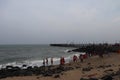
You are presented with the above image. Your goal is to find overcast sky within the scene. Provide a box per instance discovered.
[0,0,120,44]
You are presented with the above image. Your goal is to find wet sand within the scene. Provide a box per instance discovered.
[1,53,120,80]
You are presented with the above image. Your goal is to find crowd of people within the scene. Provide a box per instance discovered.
[42,53,88,66]
[73,53,88,63]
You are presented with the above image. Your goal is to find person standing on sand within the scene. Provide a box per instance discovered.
[51,57,53,65]
[43,59,45,66]
[46,58,48,66]
[60,57,65,65]
[73,55,77,62]
[79,54,83,62]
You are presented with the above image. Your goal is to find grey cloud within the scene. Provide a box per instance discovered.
[0,0,120,44]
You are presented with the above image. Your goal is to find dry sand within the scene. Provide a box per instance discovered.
[1,53,120,80]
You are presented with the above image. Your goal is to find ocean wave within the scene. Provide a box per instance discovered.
[0,52,85,69]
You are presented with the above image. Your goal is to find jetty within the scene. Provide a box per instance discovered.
[50,43,120,53]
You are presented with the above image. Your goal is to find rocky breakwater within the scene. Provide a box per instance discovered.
[0,65,74,79]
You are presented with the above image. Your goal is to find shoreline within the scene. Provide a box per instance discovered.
[1,53,120,80]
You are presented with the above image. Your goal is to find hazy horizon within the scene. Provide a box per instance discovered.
[0,0,120,44]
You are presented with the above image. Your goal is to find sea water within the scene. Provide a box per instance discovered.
[0,45,81,69]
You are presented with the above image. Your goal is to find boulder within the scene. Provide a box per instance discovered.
[54,74,60,78]
[101,75,113,80]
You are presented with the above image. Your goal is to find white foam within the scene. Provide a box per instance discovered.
[64,48,77,53]
[0,52,86,69]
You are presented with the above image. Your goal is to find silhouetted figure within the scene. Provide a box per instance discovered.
[51,57,53,65]
[46,58,48,66]
[43,59,45,66]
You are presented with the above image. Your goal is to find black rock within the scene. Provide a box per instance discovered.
[82,67,93,71]
[76,66,81,69]
[80,78,89,80]
[101,75,113,80]
[115,69,120,75]
[106,65,112,67]
[22,64,27,67]
[13,66,21,71]
[80,78,98,80]
[27,66,33,71]
[97,65,105,69]
[104,69,113,73]
[89,78,98,80]
[43,71,53,77]
[54,74,60,78]
[6,66,13,70]
[88,63,91,65]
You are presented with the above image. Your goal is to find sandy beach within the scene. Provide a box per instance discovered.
[1,53,120,80]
